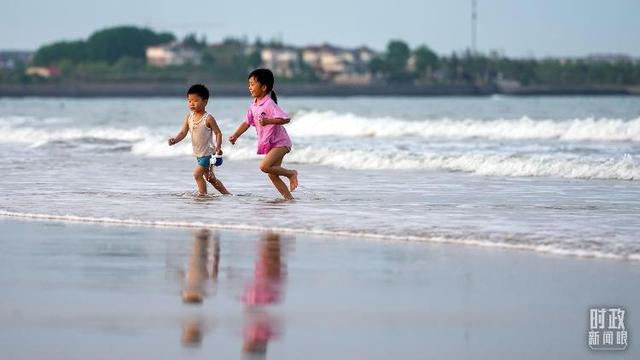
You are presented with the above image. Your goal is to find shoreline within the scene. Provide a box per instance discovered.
[2,210,638,263]
[1,82,638,97]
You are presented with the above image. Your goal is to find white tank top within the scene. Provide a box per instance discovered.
[189,112,214,157]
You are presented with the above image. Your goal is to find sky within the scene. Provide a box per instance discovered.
[1,0,639,57]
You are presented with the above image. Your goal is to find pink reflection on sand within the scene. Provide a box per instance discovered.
[242,232,287,355]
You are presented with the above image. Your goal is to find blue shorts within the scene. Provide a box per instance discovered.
[196,155,211,168]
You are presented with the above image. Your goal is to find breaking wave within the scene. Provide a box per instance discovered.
[288,111,640,142]
[283,148,639,180]
[2,116,638,180]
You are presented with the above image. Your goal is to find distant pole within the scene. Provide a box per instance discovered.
[471,0,477,55]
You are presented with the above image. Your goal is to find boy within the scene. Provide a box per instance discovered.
[168,84,230,195]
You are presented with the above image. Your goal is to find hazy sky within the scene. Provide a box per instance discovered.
[2,0,639,57]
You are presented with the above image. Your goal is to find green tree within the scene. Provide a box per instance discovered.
[385,40,412,82]
[247,49,262,69]
[368,56,387,75]
[254,37,264,49]
[183,33,207,49]
[386,40,410,71]
[85,26,175,64]
[201,51,216,66]
[32,40,87,66]
[413,45,439,78]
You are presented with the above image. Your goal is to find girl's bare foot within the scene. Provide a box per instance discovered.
[289,170,298,191]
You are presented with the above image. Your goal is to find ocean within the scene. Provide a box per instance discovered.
[1,95,639,261]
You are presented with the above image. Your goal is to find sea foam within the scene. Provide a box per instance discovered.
[288,111,640,142]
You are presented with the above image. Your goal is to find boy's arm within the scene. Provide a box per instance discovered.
[229,122,250,145]
[168,116,189,145]
[207,115,223,155]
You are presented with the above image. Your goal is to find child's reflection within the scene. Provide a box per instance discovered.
[182,229,219,304]
[242,232,286,356]
[181,319,204,346]
[180,229,219,347]
[243,232,284,306]
[177,230,288,353]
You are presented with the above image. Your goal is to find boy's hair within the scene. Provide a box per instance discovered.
[248,68,278,103]
[187,84,209,100]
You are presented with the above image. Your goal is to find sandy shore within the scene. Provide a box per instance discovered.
[0,218,637,359]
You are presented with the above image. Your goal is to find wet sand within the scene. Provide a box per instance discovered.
[0,218,638,359]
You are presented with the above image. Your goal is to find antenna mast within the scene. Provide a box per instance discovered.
[471,0,477,54]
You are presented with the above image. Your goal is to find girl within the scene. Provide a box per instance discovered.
[229,69,298,200]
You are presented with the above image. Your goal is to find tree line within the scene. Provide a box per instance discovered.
[2,25,639,87]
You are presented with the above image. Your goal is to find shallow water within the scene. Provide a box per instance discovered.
[1,96,639,260]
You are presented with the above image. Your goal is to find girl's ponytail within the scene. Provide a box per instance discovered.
[270,90,278,104]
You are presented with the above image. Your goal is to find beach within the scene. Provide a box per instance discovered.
[1,95,639,358]
[2,0,640,357]
[0,218,638,359]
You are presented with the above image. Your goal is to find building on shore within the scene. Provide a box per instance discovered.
[302,44,376,83]
[260,46,300,78]
[25,66,60,78]
[0,51,34,70]
[256,43,377,84]
[146,42,201,67]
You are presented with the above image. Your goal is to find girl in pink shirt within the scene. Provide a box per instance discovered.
[229,69,299,200]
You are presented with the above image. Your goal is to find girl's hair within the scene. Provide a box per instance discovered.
[248,68,278,103]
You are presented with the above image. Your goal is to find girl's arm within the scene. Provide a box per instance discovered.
[168,116,189,145]
[229,122,250,145]
[258,117,290,126]
[259,102,290,126]
[207,115,223,154]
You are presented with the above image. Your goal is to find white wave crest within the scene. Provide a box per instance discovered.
[0,115,72,126]
[288,111,640,142]
[0,123,252,158]
[0,125,149,147]
[3,121,638,180]
[282,147,639,180]
[122,135,640,180]
[130,135,260,158]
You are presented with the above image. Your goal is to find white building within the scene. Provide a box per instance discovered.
[146,43,201,67]
[303,44,350,75]
[260,47,299,78]
[355,46,376,64]
[302,44,377,82]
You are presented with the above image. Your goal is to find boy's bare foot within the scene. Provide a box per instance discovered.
[182,289,203,304]
[289,170,298,192]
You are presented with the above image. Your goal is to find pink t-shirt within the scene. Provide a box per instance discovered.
[245,94,292,154]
